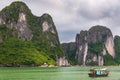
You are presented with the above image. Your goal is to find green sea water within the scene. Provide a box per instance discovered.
[0,66,120,80]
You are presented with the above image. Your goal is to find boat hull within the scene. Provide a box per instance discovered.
[88,73,108,77]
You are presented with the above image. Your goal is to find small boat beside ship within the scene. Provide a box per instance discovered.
[88,68,109,77]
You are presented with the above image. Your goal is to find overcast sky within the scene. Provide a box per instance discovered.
[0,0,120,43]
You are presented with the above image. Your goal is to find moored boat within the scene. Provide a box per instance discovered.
[88,68,109,77]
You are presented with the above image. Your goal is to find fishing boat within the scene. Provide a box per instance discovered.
[88,68,109,77]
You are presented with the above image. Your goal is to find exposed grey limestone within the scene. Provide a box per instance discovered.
[17,13,33,40]
[76,25,115,66]
[0,17,5,24]
[42,21,56,34]
[105,36,115,58]
[56,56,70,66]
[42,21,49,32]
[76,31,88,65]
[4,13,33,41]
[18,13,26,22]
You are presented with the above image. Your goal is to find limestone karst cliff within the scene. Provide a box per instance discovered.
[0,1,68,66]
[62,25,119,66]
[76,31,88,65]
[76,25,115,66]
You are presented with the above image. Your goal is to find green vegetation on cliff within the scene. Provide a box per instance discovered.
[114,36,120,64]
[88,41,104,55]
[0,38,55,66]
[62,42,77,65]
[0,24,55,66]
[1,1,31,23]
[0,1,63,66]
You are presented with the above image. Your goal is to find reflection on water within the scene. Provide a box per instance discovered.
[0,66,120,80]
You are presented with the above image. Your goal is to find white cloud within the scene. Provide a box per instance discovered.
[0,0,120,43]
[78,0,120,19]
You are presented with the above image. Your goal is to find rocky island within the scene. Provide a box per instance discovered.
[0,1,69,67]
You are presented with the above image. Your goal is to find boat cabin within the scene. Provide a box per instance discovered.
[88,68,109,77]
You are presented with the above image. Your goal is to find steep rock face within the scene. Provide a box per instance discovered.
[0,2,32,41]
[105,37,115,57]
[17,13,32,40]
[76,25,115,66]
[87,26,112,43]
[0,1,64,66]
[40,14,59,47]
[62,42,76,65]
[76,31,88,65]
[56,56,70,66]
[41,14,56,34]
[87,25,115,66]
[0,17,5,24]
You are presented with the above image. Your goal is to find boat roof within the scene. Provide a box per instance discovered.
[90,68,107,71]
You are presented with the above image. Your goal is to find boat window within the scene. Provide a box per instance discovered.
[96,71,101,75]
[101,71,103,74]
